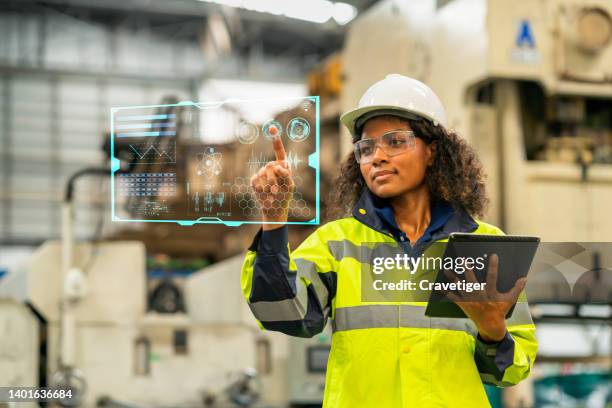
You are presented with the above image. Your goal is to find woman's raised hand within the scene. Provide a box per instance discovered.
[249,125,295,228]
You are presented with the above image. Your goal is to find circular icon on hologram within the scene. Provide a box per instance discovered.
[237,122,259,144]
[287,117,310,142]
[262,119,283,141]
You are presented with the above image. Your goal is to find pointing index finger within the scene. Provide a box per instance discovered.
[270,125,286,161]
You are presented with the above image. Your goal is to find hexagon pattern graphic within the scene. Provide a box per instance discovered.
[231,176,311,218]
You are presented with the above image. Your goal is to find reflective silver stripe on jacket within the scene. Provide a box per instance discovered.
[249,298,307,321]
[327,240,399,264]
[331,302,532,333]
[249,258,330,322]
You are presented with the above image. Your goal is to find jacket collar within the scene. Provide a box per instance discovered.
[351,188,479,242]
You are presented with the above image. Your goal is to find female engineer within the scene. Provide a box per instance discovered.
[241,74,537,408]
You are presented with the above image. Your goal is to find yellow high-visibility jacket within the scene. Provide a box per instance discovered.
[241,190,537,408]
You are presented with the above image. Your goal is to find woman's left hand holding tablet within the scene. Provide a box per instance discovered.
[444,254,527,342]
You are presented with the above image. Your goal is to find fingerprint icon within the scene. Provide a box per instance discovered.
[287,117,310,142]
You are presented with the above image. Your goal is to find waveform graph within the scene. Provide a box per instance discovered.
[127,141,176,164]
[246,150,303,175]
[286,151,303,169]
[246,151,269,175]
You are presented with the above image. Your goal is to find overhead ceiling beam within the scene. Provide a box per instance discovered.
[5,0,344,31]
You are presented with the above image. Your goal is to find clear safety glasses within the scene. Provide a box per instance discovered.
[353,130,416,164]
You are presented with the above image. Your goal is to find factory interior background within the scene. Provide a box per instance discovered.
[0,0,610,407]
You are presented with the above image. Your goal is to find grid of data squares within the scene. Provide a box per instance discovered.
[118,173,177,196]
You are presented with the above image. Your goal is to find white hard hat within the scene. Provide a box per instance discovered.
[340,74,448,139]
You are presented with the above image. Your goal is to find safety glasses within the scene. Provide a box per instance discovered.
[353,130,416,164]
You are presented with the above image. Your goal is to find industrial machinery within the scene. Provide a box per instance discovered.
[286,330,331,408]
[0,245,290,407]
[0,165,287,407]
[342,0,612,241]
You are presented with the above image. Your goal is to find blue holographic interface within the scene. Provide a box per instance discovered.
[110,97,320,227]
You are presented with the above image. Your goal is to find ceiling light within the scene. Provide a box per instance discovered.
[333,2,358,25]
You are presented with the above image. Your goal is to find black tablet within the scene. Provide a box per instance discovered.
[424,233,540,318]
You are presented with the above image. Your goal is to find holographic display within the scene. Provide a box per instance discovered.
[111,96,319,226]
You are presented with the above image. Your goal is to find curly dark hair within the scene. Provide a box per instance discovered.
[327,117,489,220]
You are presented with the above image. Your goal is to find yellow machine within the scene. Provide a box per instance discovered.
[308,53,344,99]
[341,0,612,241]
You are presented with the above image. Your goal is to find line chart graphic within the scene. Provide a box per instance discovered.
[128,142,176,163]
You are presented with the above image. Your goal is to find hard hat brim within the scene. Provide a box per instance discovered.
[340,105,439,138]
